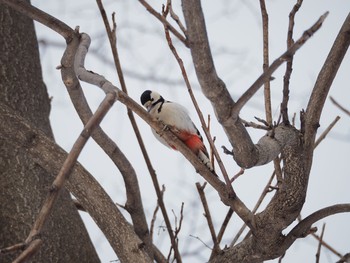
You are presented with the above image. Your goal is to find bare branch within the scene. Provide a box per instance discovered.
[259,0,272,125]
[241,118,270,130]
[216,208,234,244]
[12,240,42,263]
[286,204,350,244]
[330,96,350,116]
[138,0,188,46]
[315,223,326,263]
[196,183,220,258]
[0,2,155,262]
[281,0,303,124]
[337,253,350,263]
[314,116,340,148]
[0,242,26,255]
[166,0,187,34]
[303,13,350,172]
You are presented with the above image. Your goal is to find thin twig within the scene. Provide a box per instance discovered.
[314,116,340,148]
[230,168,245,183]
[259,0,272,125]
[150,185,164,243]
[73,199,86,212]
[241,118,270,130]
[12,239,43,263]
[0,242,26,255]
[174,202,185,238]
[167,203,184,262]
[166,0,187,34]
[315,223,326,263]
[281,0,303,124]
[189,235,213,250]
[196,183,220,258]
[330,96,350,116]
[216,208,234,244]
[207,115,216,172]
[138,0,188,46]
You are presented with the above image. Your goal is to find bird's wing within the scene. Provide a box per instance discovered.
[156,102,198,134]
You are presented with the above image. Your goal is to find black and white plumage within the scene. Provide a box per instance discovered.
[140,90,213,171]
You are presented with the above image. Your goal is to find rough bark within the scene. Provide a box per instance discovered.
[0,3,99,262]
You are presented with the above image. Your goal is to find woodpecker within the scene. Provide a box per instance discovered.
[140,90,213,171]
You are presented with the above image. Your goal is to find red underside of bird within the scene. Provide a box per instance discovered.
[169,130,207,156]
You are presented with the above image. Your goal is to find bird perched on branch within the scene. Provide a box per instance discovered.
[140,90,213,171]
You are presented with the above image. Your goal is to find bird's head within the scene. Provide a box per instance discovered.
[140,90,163,111]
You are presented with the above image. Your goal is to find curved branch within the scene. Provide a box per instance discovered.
[303,12,350,172]
[285,204,350,244]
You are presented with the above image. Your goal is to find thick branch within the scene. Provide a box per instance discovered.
[303,12,350,172]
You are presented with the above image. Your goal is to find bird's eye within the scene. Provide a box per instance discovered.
[150,98,154,101]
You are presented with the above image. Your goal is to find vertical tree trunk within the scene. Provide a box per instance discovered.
[0,3,100,262]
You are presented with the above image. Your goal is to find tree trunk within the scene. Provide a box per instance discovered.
[0,3,100,262]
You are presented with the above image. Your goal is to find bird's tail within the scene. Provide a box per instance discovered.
[175,130,214,172]
[198,150,214,171]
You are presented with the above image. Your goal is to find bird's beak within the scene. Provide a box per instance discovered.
[144,101,152,111]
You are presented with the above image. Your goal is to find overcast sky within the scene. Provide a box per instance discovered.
[34,1,350,262]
